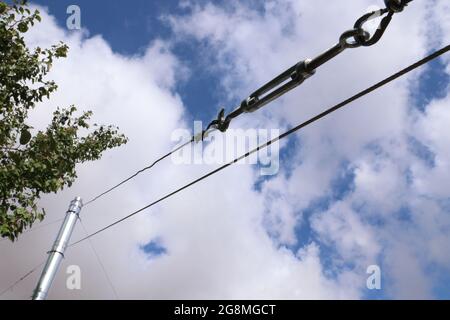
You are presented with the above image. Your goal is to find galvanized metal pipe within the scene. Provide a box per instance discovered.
[32,197,83,300]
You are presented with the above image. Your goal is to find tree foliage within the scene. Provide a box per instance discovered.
[0,0,128,241]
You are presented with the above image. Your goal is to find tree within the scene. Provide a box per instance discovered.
[0,0,128,241]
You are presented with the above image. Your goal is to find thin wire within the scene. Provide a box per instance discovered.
[0,260,45,298]
[70,44,450,247]
[3,44,448,296]
[79,2,410,209]
[84,139,193,206]
[0,218,64,243]
[79,219,120,299]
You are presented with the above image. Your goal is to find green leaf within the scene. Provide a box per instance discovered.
[0,3,7,14]
[0,0,127,242]
[19,129,32,145]
[17,22,28,33]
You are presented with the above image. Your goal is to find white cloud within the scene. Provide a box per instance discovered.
[1,0,449,300]
[312,201,381,266]
[0,2,357,300]
[166,0,450,299]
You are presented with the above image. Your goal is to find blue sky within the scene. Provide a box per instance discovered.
[34,0,224,123]
[33,0,449,137]
[36,0,449,299]
[2,0,448,300]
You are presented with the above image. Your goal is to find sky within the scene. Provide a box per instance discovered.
[0,0,449,300]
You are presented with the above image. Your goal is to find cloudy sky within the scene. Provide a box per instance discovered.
[1,0,449,300]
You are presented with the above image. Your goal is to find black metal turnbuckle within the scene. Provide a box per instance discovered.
[204,0,414,134]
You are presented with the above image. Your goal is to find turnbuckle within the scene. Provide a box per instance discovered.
[201,0,414,136]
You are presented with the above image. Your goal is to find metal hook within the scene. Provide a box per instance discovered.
[353,8,393,47]
[199,0,415,136]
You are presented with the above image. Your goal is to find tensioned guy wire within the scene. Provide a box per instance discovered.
[0,260,46,298]
[69,44,450,247]
[0,218,64,243]
[79,219,120,299]
[2,44,448,301]
[83,139,193,206]
[82,0,415,208]
[0,0,435,297]
[0,223,120,299]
